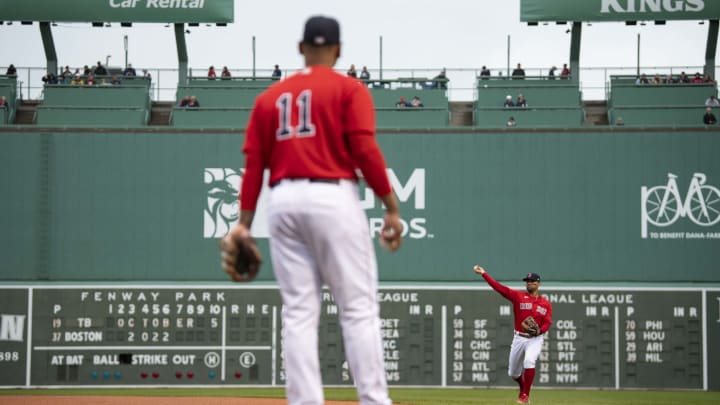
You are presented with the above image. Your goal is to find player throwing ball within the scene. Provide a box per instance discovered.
[474,265,552,404]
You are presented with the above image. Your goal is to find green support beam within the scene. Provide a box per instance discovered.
[705,20,719,79]
[569,21,581,85]
[175,23,189,85]
[39,22,58,76]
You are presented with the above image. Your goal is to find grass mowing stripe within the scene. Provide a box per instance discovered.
[0,388,719,404]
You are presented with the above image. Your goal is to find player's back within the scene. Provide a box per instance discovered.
[248,65,375,184]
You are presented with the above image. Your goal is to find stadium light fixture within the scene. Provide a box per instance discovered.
[21,21,32,25]
[699,21,705,25]
[216,23,227,27]
[640,21,646,26]
[0,21,4,25]
[121,22,132,27]
[105,23,111,27]
[527,22,538,26]
[6,21,12,25]
[188,22,199,27]
[654,20,666,25]
[626,21,637,26]
[555,21,566,25]
[92,22,103,27]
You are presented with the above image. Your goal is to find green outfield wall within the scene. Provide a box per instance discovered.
[0,129,719,283]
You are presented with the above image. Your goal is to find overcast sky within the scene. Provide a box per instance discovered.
[0,0,714,100]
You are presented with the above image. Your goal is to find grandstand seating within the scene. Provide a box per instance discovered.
[36,81,152,126]
[0,75,18,124]
[375,107,449,128]
[35,105,149,127]
[171,107,252,129]
[607,76,717,126]
[369,88,449,128]
[475,107,585,128]
[475,78,584,127]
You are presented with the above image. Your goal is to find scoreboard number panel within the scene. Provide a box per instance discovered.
[0,286,716,389]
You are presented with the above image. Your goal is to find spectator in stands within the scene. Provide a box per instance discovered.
[178,95,191,107]
[691,73,704,84]
[651,73,662,85]
[560,63,570,79]
[187,95,200,108]
[94,61,108,76]
[516,94,528,107]
[272,64,282,79]
[111,74,123,85]
[615,117,625,126]
[678,71,690,83]
[143,69,152,81]
[5,64,17,76]
[395,96,410,108]
[480,66,491,79]
[207,66,217,80]
[347,64,357,78]
[83,65,91,76]
[548,66,557,80]
[432,68,449,89]
[703,107,717,125]
[411,96,424,107]
[704,74,716,84]
[511,63,525,80]
[664,74,675,84]
[635,74,649,85]
[503,95,515,108]
[705,95,720,107]
[71,73,84,86]
[506,116,516,127]
[0,96,8,109]
[123,64,137,76]
[61,66,72,83]
[86,74,96,86]
[360,66,370,80]
[221,66,232,79]
[42,72,58,85]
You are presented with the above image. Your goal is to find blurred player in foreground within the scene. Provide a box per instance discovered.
[474,265,552,404]
[221,15,403,405]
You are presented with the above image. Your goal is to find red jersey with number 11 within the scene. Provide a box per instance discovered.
[240,65,392,211]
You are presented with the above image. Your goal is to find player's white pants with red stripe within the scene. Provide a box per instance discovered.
[268,179,391,405]
[508,331,544,378]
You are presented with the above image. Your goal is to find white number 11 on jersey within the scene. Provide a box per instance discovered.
[275,90,317,140]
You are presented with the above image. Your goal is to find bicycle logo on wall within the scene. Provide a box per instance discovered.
[641,173,720,239]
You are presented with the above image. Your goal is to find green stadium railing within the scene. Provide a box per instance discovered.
[609,83,717,108]
[187,76,278,88]
[42,84,151,108]
[476,84,581,108]
[170,107,252,129]
[34,105,149,127]
[608,105,710,127]
[474,106,585,128]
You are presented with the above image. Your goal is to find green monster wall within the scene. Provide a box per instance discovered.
[1,129,718,282]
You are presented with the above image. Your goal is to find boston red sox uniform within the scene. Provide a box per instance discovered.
[239,17,397,405]
[481,271,552,403]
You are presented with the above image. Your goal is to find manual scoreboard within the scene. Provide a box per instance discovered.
[0,285,718,390]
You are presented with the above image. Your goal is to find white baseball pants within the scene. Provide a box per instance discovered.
[508,332,544,378]
[267,179,391,405]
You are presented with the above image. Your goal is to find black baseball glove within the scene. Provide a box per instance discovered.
[220,229,261,282]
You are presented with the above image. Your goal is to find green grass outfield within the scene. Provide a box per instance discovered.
[1,388,719,405]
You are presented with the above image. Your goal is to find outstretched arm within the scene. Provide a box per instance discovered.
[473,265,516,301]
